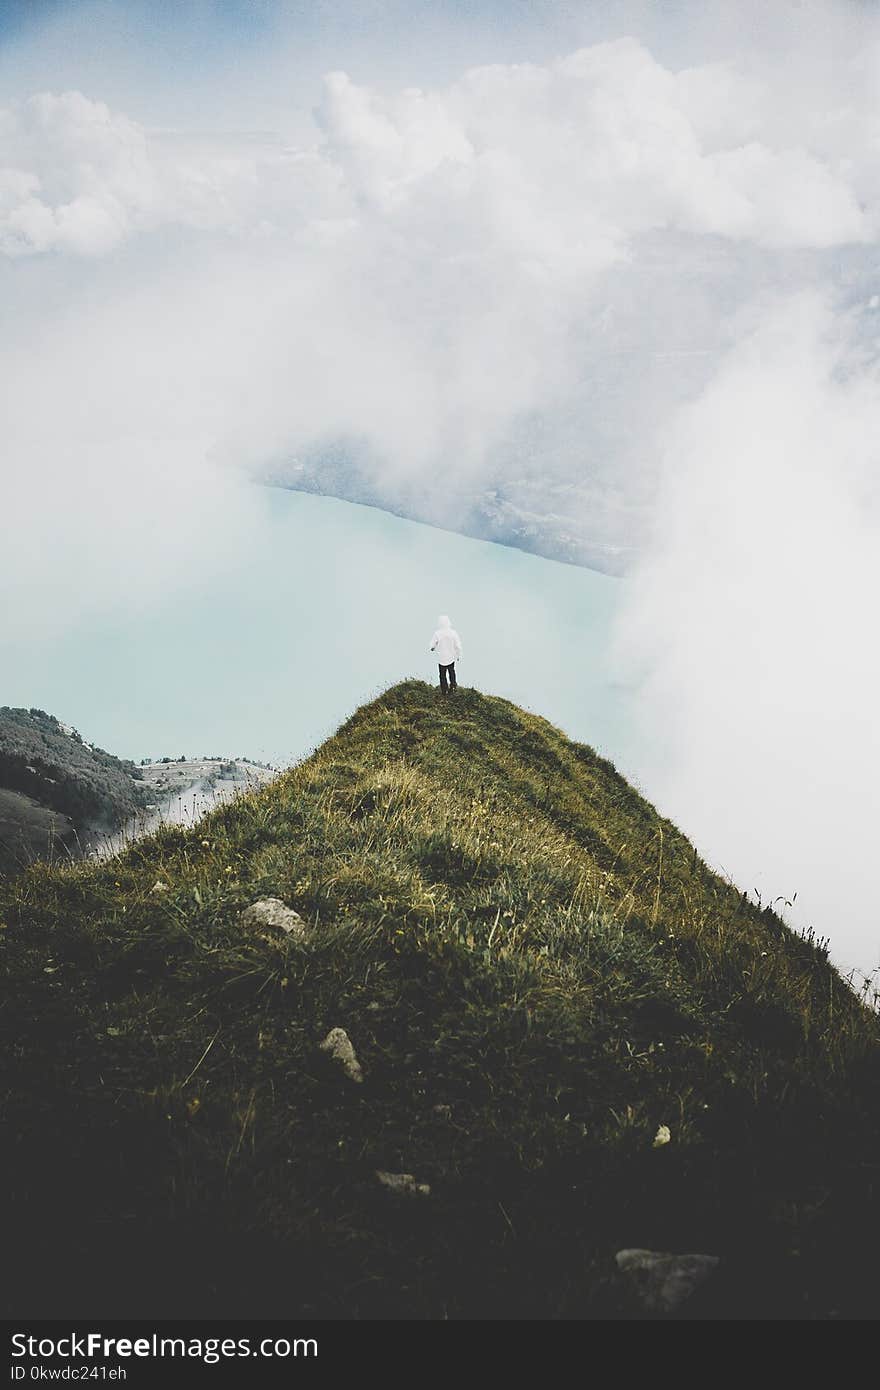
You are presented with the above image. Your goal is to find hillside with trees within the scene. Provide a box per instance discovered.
[0,707,147,871]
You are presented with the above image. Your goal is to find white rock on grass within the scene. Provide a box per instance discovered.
[319,1027,364,1083]
[150,880,169,895]
[240,898,307,939]
[376,1171,431,1197]
[615,1249,720,1314]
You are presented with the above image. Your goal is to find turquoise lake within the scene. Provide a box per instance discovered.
[3,486,637,776]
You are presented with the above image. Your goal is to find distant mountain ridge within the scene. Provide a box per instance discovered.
[0,707,277,873]
[0,707,148,870]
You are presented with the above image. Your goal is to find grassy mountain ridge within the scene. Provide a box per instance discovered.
[1,681,878,1318]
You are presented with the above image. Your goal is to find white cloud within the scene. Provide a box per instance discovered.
[0,89,335,255]
[615,292,880,976]
[5,36,871,563]
[0,90,156,254]
[312,37,872,272]
[4,27,878,571]
[2,30,877,260]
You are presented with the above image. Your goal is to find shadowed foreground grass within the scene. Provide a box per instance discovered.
[1,681,878,1319]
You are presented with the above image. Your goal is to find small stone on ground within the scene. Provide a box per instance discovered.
[615,1248,720,1313]
[319,1027,364,1082]
[240,897,307,939]
[376,1171,431,1197]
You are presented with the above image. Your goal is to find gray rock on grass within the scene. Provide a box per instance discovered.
[615,1248,720,1313]
[240,897,307,939]
[376,1170,431,1197]
[319,1027,364,1083]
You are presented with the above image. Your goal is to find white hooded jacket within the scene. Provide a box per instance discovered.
[430,615,462,665]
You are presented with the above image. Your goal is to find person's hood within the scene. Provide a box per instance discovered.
[437,615,452,628]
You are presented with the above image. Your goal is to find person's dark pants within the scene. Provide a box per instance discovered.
[439,662,457,694]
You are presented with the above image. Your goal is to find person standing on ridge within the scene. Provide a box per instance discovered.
[430,614,462,695]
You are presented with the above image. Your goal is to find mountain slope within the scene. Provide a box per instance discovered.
[0,706,147,869]
[1,682,878,1319]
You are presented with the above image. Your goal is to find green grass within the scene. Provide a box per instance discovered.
[1,681,878,1319]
